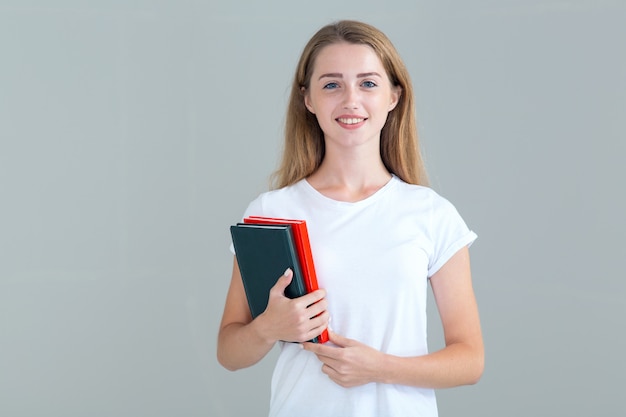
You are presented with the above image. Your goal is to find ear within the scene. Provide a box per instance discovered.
[302,87,315,114]
[388,86,402,112]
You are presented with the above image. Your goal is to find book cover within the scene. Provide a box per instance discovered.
[243,217,319,293]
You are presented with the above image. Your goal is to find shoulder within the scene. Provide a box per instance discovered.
[389,178,470,235]
[256,180,304,204]
[390,177,454,211]
[242,180,306,217]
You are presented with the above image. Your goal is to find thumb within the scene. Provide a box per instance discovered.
[328,330,354,348]
[271,268,293,293]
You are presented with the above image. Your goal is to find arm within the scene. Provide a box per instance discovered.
[303,246,484,388]
[217,257,329,371]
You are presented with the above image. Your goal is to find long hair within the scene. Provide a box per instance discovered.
[271,20,428,189]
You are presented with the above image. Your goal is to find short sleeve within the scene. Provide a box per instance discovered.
[427,195,477,278]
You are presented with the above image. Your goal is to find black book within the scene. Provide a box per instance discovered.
[230,222,308,320]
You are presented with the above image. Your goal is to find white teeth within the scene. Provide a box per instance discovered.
[338,118,364,125]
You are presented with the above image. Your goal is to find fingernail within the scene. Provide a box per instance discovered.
[284,268,291,276]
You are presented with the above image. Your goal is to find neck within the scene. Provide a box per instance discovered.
[307,148,392,202]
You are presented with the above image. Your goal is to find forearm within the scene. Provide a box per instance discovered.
[217,318,276,371]
[380,342,484,389]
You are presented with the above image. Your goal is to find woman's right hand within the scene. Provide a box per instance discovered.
[257,268,329,343]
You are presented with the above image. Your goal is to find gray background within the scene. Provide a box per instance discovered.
[1,0,624,416]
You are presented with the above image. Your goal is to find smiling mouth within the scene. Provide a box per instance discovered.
[336,117,366,125]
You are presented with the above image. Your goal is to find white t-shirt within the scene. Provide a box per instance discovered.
[235,176,477,417]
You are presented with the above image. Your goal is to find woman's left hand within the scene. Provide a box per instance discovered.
[302,330,386,388]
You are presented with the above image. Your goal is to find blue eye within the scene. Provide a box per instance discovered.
[362,80,377,88]
[323,82,339,89]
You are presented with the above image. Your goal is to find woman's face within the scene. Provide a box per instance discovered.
[304,42,400,150]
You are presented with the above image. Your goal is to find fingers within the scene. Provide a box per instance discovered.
[290,306,329,342]
[263,268,330,343]
[308,310,330,332]
[302,332,377,388]
[303,331,357,358]
[270,269,326,308]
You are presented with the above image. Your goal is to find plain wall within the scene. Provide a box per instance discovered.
[1,1,625,416]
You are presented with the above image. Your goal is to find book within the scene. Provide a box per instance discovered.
[243,217,318,294]
[230,222,325,343]
[243,216,329,344]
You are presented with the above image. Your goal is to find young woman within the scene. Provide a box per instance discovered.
[218,20,483,417]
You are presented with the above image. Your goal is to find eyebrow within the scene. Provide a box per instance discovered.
[318,72,383,80]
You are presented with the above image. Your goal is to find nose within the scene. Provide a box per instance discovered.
[342,85,360,109]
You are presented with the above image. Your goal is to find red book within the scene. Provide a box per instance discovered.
[243,216,329,344]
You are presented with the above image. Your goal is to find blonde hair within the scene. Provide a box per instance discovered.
[271,20,428,189]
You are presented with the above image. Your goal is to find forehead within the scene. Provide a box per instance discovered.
[312,42,386,75]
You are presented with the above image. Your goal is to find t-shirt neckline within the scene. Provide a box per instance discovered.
[300,175,398,208]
